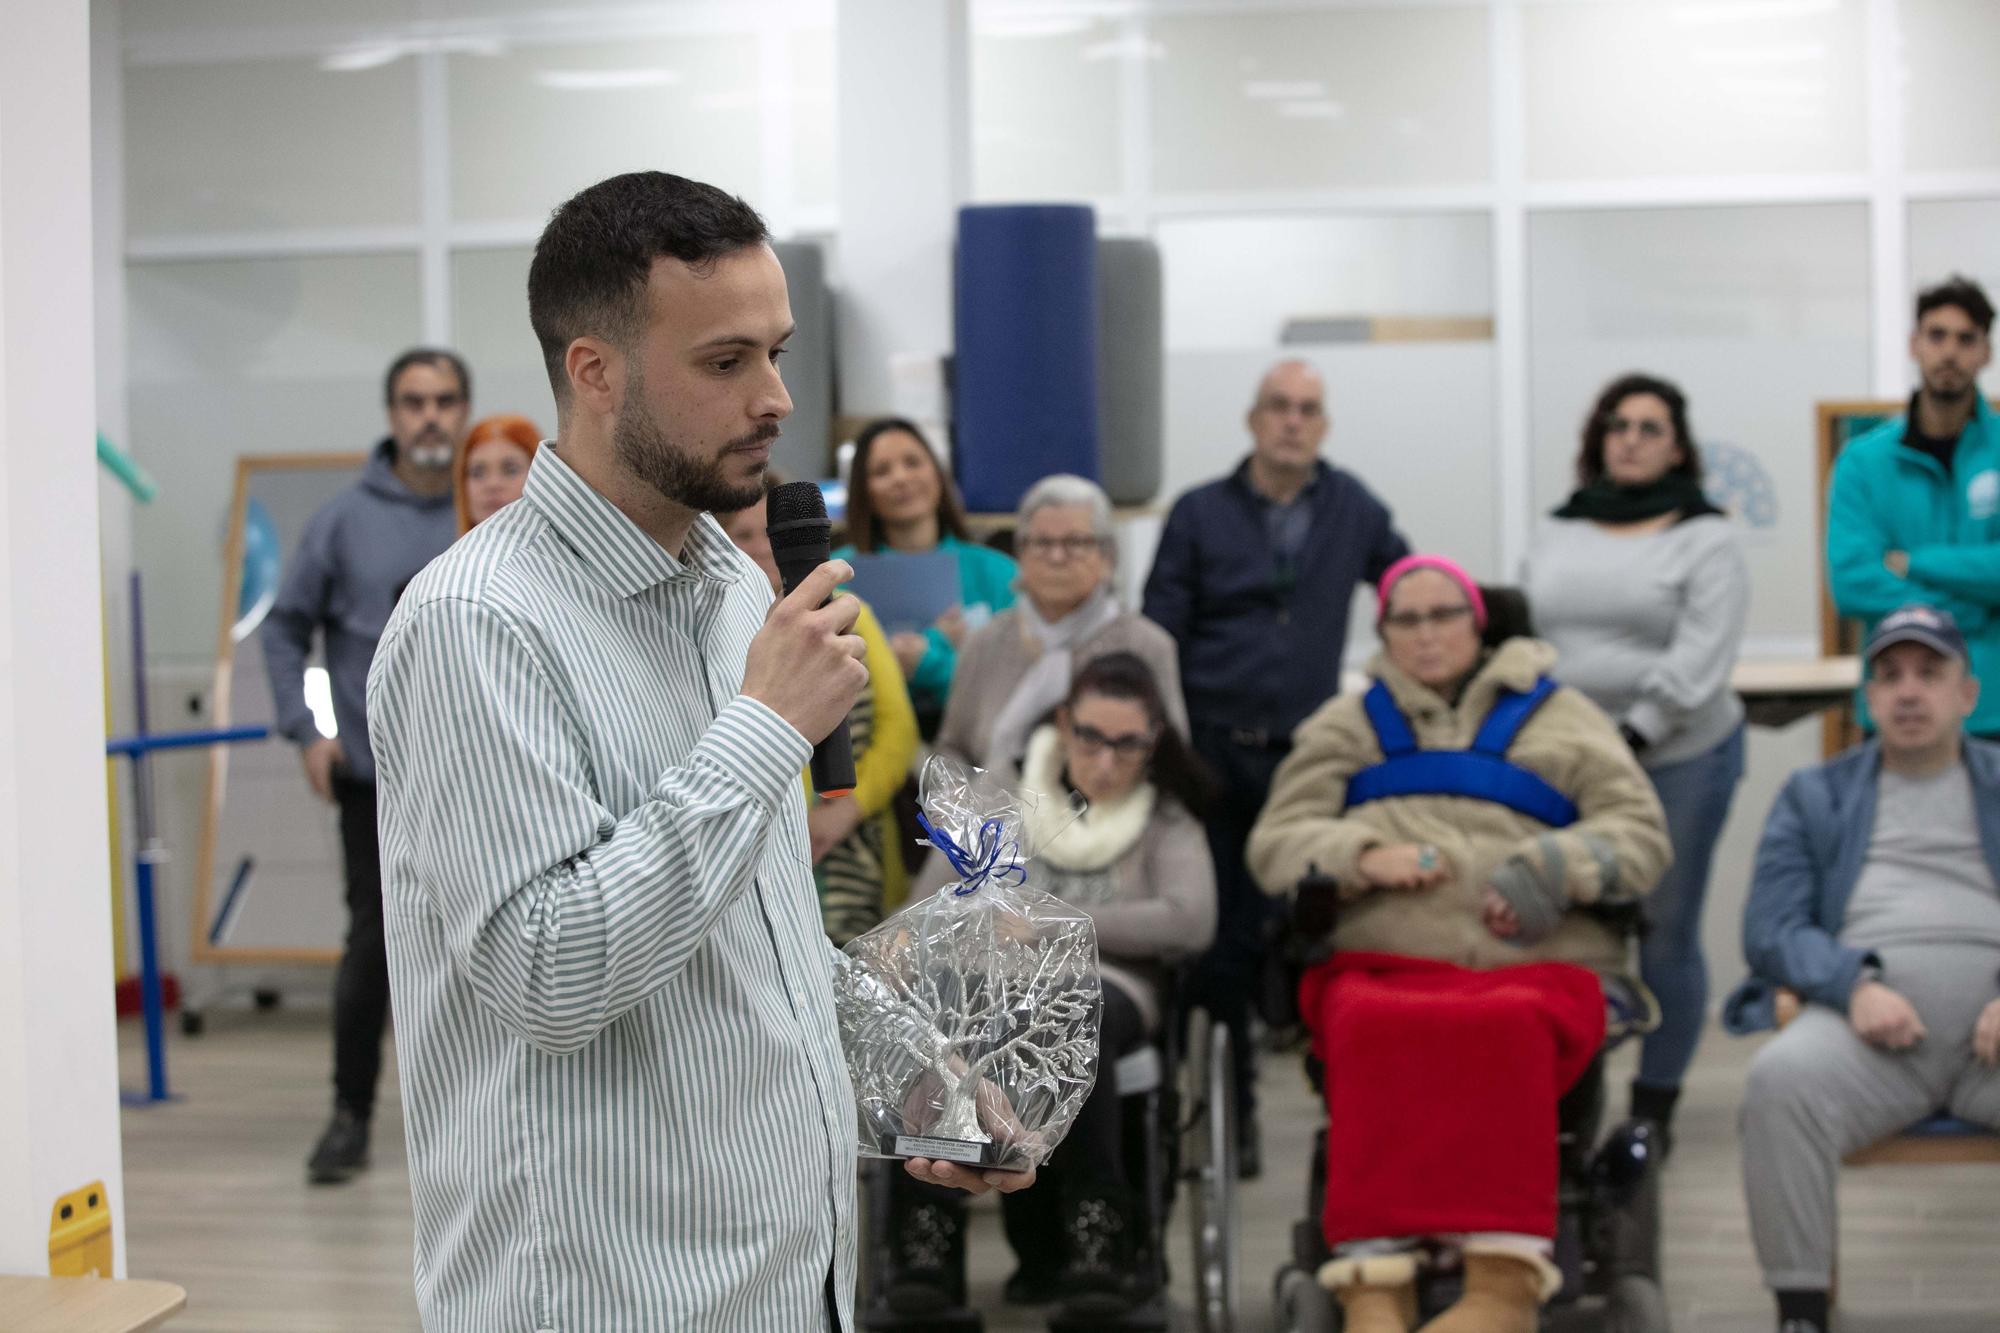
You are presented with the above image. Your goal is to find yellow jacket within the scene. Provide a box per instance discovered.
[802,599,918,907]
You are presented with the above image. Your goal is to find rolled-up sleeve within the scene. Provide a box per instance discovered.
[370,595,811,1055]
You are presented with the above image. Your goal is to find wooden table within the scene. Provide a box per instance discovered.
[0,1276,186,1333]
[1732,655,1860,728]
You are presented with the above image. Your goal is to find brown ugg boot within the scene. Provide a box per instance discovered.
[1417,1252,1545,1333]
[1318,1252,1419,1333]
[1336,1282,1418,1333]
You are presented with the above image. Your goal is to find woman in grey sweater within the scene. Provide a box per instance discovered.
[1523,372,1750,1153]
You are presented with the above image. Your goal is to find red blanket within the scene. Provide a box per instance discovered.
[1300,950,1604,1246]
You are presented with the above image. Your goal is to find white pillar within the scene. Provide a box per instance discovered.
[1865,0,1911,398]
[0,0,127,1279]
[835,0,971,419]
[1489,0,1531,579]
[94,0,138,978]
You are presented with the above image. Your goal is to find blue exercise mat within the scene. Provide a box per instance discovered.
[953,204,1100,514]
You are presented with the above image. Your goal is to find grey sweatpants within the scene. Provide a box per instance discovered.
[1740,943,2000,1289]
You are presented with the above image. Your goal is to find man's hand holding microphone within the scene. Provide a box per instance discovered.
[739,558,869,747]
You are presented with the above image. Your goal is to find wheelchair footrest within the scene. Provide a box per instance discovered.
[1046,1290,1169,1333]
[860,1306,983,1332]
[1291,1218,1328,1272]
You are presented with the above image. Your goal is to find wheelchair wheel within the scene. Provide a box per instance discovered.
[1273,1266,1337,1333]
[1605,1273,1670,1333]
[1598,1153,1663,1283]
[1182,1008,1239,1332]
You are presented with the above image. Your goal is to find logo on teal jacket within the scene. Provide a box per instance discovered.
[1970,469,2000,522]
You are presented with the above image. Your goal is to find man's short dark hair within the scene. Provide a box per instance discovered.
[384,347,471,407]
[527,172,771,404]
[1915,274,1995,336]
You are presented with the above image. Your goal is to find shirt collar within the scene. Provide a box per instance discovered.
[523,443,737,598]
[1231,455,1328,507]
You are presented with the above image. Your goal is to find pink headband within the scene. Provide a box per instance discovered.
[1377,554,1487,629]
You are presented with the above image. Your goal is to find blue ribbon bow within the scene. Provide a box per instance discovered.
[914,810,1026,896]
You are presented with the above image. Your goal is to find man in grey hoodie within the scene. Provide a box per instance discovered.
[261,346,469,1183]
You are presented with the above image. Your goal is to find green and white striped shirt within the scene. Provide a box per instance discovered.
[369,445,856,1332]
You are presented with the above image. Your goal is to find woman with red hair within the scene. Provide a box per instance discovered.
[453,413,542,532]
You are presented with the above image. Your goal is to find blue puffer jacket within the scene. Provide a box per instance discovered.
[1723,737,2000,1033]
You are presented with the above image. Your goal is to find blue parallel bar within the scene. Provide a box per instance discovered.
[133,854,169,1102]
[208,857,256,947]
[106,725,269,758]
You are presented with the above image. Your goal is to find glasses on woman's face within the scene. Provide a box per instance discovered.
[1020,534,1105,562]
[1606,416,1669,441]
[1068,721,1155,760]
[1381,605,1473,634]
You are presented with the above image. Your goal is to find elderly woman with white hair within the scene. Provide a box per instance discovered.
[934,473,1187,772]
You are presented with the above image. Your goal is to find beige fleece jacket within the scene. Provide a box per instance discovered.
[1246,638,1671,973]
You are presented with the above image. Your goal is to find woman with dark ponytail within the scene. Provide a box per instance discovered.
[884,651,1216,1321]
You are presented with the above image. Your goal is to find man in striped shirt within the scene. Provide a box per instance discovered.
[367,172,1031,1331]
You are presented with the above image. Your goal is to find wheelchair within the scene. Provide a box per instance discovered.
[1268,874,1672,1333]
[859,968,1242,1332]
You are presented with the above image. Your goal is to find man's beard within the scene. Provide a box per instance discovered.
[1923,370,1974,403]
[404,430,453,471]
[613,383,774,514]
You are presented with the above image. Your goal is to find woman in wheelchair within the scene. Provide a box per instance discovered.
[886,652,1217,1321]
[1247,554,1671,1333]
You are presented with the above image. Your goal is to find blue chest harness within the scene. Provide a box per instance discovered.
[1344,677,1579,828]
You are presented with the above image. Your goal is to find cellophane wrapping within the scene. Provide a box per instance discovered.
[833,756,1100,1171]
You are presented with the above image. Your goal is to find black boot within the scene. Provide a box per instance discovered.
[307,1105,370,1184]
[1775,1288,1830,1333]
[1628,1081,1680,1164]
[884,1191,968,1315]
[1237,1114,1262,1181]
[1055,1186,1139,1318]
[1002,1267,1060,1305]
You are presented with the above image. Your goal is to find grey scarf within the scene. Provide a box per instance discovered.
[982,583,1122,769]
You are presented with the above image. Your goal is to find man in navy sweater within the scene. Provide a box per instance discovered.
[1142,358,1408,1175]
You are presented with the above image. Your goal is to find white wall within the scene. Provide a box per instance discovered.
[1,0,127,1277]
[835,0,969,416]
[95,0,141,978]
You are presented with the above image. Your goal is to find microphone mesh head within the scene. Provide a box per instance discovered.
[766,480,829,530]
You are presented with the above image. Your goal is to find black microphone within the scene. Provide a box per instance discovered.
[765,480,856,798]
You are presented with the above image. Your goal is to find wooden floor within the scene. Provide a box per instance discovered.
[120,1008,2000,1332]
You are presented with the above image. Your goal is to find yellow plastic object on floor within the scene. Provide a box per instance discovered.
[48,1180,113,1277]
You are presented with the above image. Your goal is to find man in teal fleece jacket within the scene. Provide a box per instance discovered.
[1828,274,2000,738]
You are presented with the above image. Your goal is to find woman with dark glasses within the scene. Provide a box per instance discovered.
[890,651,1215,1320]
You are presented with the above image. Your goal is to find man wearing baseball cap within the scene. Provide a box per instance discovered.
[1724,604,2000,1333]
